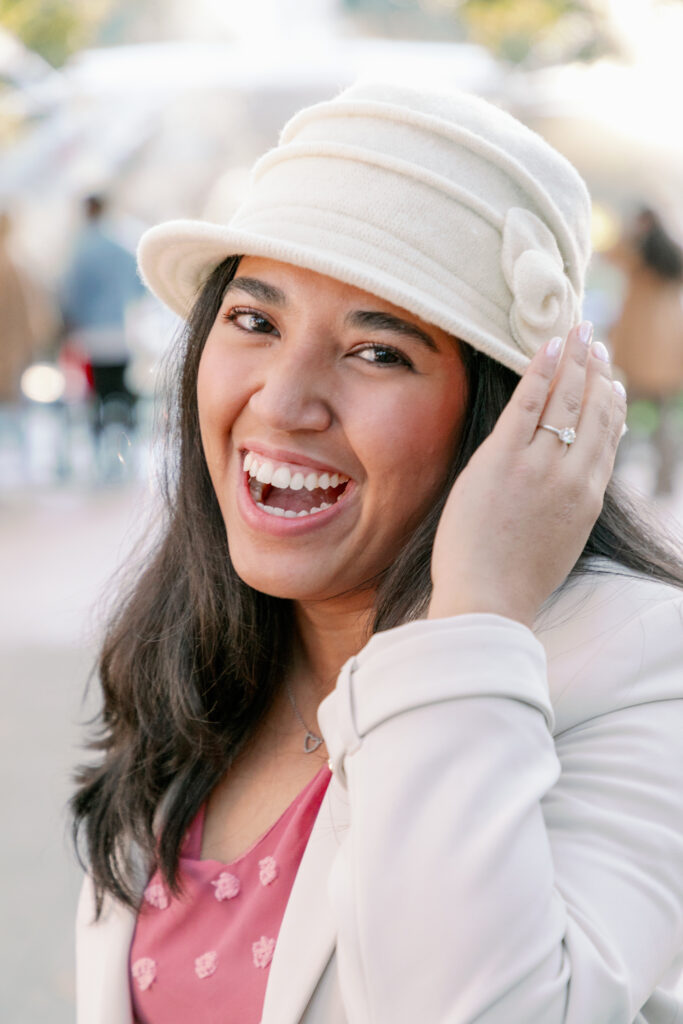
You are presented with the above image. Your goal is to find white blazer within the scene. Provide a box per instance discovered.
[76,565,683,1023]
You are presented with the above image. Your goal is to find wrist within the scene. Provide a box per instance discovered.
[427,591,535,629]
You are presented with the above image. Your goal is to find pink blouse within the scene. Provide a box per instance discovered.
[129,765,332,1024]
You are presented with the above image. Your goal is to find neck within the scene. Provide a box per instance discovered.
[290,590,375,707]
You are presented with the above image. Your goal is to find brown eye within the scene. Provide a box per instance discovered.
[353,344,412,368]
[222,310,278,334]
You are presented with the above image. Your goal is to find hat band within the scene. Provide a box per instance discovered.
[279,98,583,290]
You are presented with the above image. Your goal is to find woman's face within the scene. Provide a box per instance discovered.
[197,256,468,604]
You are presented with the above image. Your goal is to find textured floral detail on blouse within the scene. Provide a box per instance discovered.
[143,881,169,910]
[194,950,218,979]
[129,765,332,1024]
[258,856,278,886]
[252,936,276,969]
[132,957,157,992]
[211,871,241,901]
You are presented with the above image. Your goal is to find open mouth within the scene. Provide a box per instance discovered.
[244,451,350,518]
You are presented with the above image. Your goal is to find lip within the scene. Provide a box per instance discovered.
[239,441,351,478]
[235,453,356,537]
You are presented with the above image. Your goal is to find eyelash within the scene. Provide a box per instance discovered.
[220,307,414,370]
[221,308,275,334]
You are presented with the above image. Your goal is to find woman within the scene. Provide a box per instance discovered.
[607,207,683,494]
[72,83,683,1023]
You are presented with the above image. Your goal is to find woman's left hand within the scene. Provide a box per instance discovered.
[428,323,627,628]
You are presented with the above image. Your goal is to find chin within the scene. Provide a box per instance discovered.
[230,559,329,602]
[231,556,376,604]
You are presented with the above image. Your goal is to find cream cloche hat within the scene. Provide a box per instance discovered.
[137,81,592,375]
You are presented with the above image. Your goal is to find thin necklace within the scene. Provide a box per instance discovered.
[285,680,324,753]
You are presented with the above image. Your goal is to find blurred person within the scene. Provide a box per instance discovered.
[0,209,44,403]
[59,194,145,455]
[0,209,59,481]
[608,207,683,495]
[72,85,683,1024]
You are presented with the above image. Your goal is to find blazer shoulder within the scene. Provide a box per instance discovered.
[533,562,683,733]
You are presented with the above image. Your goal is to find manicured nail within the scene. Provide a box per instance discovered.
[613,379,627,398]
[578,320,593,345]
[546,335,563,358]
[592,341,610,362]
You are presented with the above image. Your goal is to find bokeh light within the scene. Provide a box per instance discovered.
[20,363,66,403]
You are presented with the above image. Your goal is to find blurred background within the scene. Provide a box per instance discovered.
[1,0,683,1020]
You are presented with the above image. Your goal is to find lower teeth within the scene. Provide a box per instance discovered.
[256,502,333,517]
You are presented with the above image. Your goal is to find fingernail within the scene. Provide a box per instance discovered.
[613,379,627,398]
[592,341,610,362]
[578,320,593,345]
[620,422,629,437]
[546,335,563,358]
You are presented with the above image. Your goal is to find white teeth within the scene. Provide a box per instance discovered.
[271,466,291,489]
[256,461,274,484]
[256,502,329,517]
[244,451,350,491]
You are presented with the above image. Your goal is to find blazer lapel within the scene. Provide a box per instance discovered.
[260,774,349,1024]
[76,876,137,1024]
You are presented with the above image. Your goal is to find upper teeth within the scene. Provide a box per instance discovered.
[243,451,349,490]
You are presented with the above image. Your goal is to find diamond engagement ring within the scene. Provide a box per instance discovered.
[538,424,577,445]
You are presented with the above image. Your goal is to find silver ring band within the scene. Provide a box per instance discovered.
[538,424,576,445]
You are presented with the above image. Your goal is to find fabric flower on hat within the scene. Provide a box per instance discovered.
[502,207,578,358]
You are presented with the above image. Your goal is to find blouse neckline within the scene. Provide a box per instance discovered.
[181,764,332,868]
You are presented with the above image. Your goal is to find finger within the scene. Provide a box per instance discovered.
[495,333,565,448]
[534,320,593,453]
[589,373,628,483]
[571,340,616,468]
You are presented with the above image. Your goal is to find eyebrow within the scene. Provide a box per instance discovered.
[224,276,439,352]
[224,277,287,305]
[345,310,438,352]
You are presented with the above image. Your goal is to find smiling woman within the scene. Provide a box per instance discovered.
[72,82,683,1024]
[198,259,467,604]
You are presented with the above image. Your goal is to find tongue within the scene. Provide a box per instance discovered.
[256,481,345,513]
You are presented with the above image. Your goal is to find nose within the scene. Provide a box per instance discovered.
[248,340,333,433]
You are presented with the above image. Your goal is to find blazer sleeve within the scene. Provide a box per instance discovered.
[317,588,683,1023]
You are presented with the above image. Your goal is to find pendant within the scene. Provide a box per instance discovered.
[304,732,323,753]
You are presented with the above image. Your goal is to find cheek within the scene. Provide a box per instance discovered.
[365,381,467,507]
[196,335,247,469]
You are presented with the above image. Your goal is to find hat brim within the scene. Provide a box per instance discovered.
[137,218,531,375]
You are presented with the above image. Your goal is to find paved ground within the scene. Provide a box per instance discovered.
[0,482,156,1024]
[0,453,681,1023]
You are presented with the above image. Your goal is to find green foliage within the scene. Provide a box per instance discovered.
[0,0,115,67]
[455,0,586,62]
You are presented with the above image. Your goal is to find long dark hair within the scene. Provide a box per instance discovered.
[72,256,683,914]
[636,208,683,282]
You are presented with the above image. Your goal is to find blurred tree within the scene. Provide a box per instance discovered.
[0,0,116,67]
[455,0,589,62]
[342,0,627,64]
